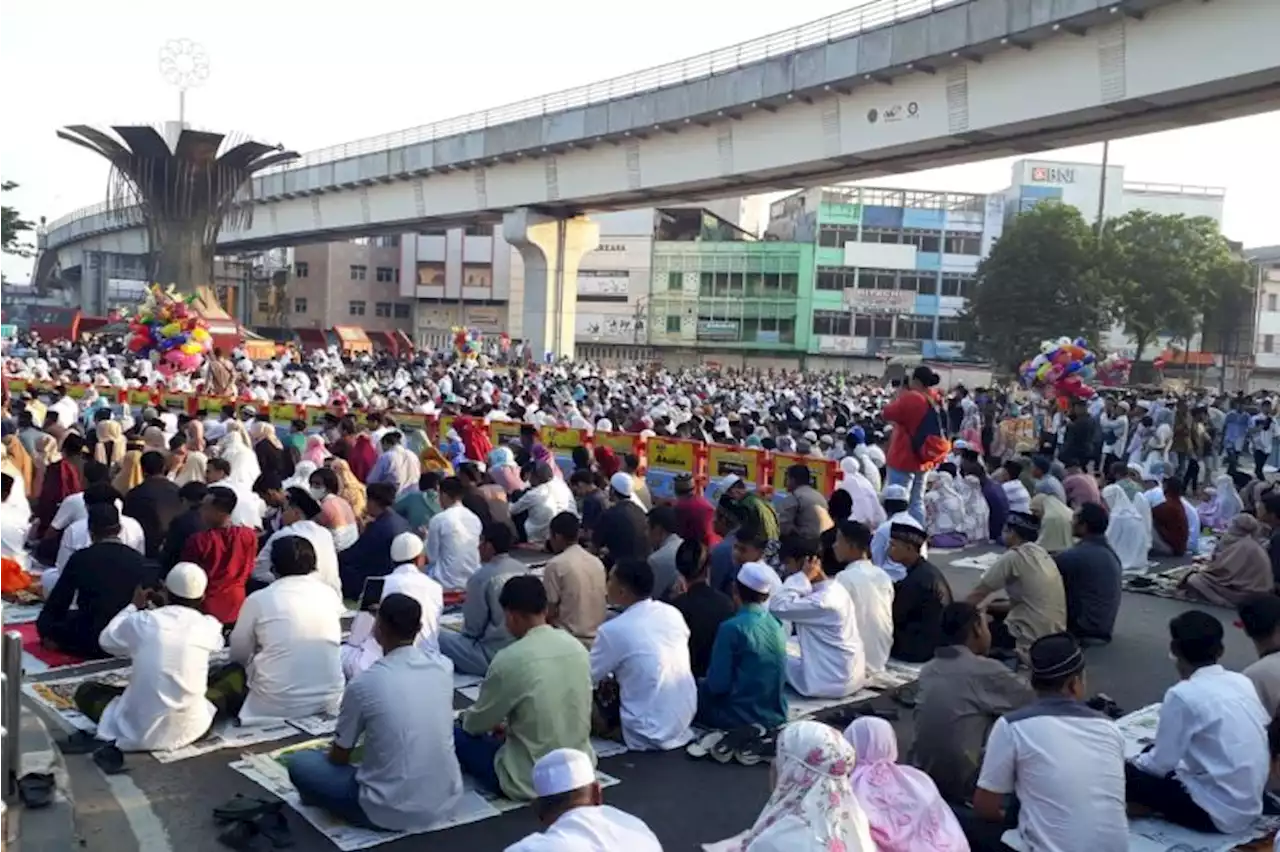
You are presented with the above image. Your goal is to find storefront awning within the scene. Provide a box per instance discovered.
[296,328,327,350]
[333,325,372,354]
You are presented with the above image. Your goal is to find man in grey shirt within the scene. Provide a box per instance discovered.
[646,506,683,602]
[910,602,1035,803]
[287,594,464,831]
[439,521,527,676]
[777,464,833,539]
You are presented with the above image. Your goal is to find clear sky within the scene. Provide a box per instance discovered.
[3,0,1276,281]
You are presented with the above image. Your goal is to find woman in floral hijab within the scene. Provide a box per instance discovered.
[734,720,874,852]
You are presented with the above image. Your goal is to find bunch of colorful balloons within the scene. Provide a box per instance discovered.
[452,326,481,360]
[125,284,213,375]
[1018,337,1099,400]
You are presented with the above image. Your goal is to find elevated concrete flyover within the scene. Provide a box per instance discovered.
[42,0,1280,256]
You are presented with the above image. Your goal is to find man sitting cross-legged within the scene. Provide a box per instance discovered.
[72,563,236,752]
[455,576,595,800]
[286,594,464,831]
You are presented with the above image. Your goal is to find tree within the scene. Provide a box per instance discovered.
[2,180,34,259]
[1101,211,1231,366]
[1197,254,1255,390]
[962,202,1108,372]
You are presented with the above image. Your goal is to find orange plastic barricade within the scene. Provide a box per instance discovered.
[9,379,28,395]
[270,402,302,427]
[489,420,523,447]
[593,430,641,461]
[127,389,156,407]
[769,452,839,497]
[644,436,703,500]
[705,444,766,486]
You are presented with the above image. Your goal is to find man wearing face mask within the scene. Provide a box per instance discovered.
[252,487,341,596]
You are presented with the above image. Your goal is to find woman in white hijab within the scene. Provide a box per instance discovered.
[172,450,208,487]
[852,443,882,493]
[1101,483,1150,571]
[924,471,967,548]
[839,457,885,528]
[1196,473,1243,533]
[730,720,874,852]
[217,421,262,488]
[959,474,990,544]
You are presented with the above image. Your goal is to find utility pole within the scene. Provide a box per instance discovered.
[1095,139,1111,239]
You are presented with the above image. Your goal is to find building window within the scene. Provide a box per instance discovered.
[898,274,923,292]
[395,268,401,284]
[1269,294,1277,312]
[1266,335,1275,354]
[898,314,935,340]
[940,274,974,298]
[256,299,271,314]
[375,302,392,317]
[666,315,681,333]
[853,315,893,338]
[901,230,942,253]
[464,223,494,236]
[937,317,965,342]
[859,228,901,244]
[348,300,366,316]
[812,310,851,336]
[944,234,981,255]
[293,297,307,313]
[350,265,367,281]
[816,267,848,291]
[858,269,896,290]
[376,266,395,282]
[818,224,859,248]
[394,303,410,319]
[667,272,683,291]
[294,262,309,278]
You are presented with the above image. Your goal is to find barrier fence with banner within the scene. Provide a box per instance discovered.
[12,381,846,500]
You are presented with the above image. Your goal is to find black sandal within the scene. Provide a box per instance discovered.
[17,772,55,809]
[253,810,294,848]
[735,727,778,766]
[213,794,284,824]
[92,743,126,775]
[711,724,763,764]
[217,821,266,852]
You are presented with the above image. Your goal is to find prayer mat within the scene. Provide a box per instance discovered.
[1125,817,1278,852]
[3,600,43,625]
[230,738,621,850]
[12,622,90,670]
[24,666,307,762]
[785,687,879,721]
[949,551,1003,571]
[1120,567,1234,608]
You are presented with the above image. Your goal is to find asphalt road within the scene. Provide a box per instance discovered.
[39,550,1261,852]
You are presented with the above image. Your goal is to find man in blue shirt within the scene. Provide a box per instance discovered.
[339,483,411,600]
[1222,397,1250,476]
[696,562,788,731]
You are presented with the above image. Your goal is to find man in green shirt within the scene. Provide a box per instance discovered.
[455,575,595,800]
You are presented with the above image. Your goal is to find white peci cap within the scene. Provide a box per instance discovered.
[390,532,424,563]
[166,562,208,599]
[736,561,779,595]
[609,472,634,497]
[531,748,596,797]
[882,484,910,503]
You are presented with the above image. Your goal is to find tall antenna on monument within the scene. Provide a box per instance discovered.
[159,39,210,126]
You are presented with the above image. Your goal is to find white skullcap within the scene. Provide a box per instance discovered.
[882,484,910,503]
[166,562,208,599]
[390,532,424,563]
[721,473,743,490]
[609,472,634,497]
[736,561,779,595]
[532,748,596,798]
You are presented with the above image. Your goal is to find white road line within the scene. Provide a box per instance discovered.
[102,772,174,852]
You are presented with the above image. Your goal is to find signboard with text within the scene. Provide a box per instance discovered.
[843,288,914,314]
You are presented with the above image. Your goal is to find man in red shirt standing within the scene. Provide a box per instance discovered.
[881,366,945,526]
[180,486,258,624]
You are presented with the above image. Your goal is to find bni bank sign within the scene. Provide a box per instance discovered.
[1031,166,1076,184]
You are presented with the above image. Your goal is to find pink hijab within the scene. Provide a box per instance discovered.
[844,717,969,852]
[302,434,330,467]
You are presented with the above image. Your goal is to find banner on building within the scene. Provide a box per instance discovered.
[576,313,643,343]
[577,271,631,298]
[843,288,914,314]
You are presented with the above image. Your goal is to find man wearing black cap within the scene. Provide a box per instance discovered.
[967,511,1066,662]
[1125,610,1268,834]
[972,632,1127,852]
[887,521,953,663]
[37,503,161,658]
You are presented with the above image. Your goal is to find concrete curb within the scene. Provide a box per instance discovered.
[8,705,78,852]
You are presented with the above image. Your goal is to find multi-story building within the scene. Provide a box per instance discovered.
[1247,246,1280,389]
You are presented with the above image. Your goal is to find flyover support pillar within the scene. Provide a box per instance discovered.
[503,209,599,362]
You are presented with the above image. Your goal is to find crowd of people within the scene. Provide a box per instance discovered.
[0,335,1278,852]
